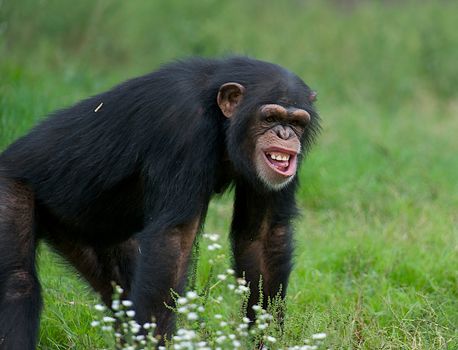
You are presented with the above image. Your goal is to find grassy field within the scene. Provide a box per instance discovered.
[1,1,457,349]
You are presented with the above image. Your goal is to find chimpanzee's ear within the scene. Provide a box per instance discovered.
[217,82,245,118]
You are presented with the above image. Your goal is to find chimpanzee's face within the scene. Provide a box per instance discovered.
[252,103,310,190]
[217,81,317,191]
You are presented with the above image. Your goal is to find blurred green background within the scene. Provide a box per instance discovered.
[1,0,457,349]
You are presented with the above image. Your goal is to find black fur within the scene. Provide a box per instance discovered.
[0,56,319,349]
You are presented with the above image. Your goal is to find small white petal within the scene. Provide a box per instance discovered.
[177,297,188,305]
[216,335,226,344]
[122,300,133,307]
[177,306,188,313]
[186,291,198,299]
[94,304,105,311]
[187,312,198,321]
[311,332,327,340]
[266,335,277,342]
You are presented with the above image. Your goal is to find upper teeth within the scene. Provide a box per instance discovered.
[269,152,290,161]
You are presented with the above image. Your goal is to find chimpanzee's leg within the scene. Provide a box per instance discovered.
[0,178,41,350]
[230,185,294,323]
[130,217,201,340]
[48,238,139,306]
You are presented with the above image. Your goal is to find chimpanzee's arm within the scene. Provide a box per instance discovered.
[230,182,297,322]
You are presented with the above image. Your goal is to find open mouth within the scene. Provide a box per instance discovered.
[263,147,298,177]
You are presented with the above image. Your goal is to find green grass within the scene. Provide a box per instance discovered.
[1,1,457,349]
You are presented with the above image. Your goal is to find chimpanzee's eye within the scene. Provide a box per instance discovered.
[291,120,304,127]
[265,116,275,123]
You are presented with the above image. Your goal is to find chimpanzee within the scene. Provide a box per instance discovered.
[0,56,319,349]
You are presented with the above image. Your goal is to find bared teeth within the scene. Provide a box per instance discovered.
[268,152,290,161]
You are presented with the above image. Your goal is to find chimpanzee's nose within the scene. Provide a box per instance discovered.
[274,126,293,140]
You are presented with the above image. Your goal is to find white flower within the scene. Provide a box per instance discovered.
[235,285,249,294]
[236,278,246,285]
[220,321,228,327]
[214,314,223,319]
[176,329,196,341]
[94,304,105,311]
[111,300,120,310]
[311,332,327,340]
[208,243,222,251]
[90,321,100,327]
[103,316,116,323]
[226,268,235,275]
[177,297,188,305]
[233,340,241,347]
[101,325,112,331]
[126,310,135,317]
[121,300,133,307]
[177,306,188,313]
[187,312,198,321]
[266,335,277,343]
[203,233,220,241]
[186,291,198,299]
[252,305,261,311]
[216,335,227,344]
